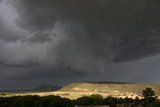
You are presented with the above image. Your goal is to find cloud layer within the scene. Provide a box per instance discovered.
[0,0,160,89]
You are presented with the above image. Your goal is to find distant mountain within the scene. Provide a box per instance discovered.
[31,85,61,92]
[0,85,61,93]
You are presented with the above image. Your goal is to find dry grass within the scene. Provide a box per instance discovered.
[1,83,160,99]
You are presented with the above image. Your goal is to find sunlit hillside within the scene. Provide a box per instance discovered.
[58,83,160,99]
[1,83,160,100]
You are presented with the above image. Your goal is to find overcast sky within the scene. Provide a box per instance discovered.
[1,0,160,89]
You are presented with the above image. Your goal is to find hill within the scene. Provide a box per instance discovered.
[31,85,61,92]
[58,83,160,98]
[2,83,160,99]
[0,85,61,93]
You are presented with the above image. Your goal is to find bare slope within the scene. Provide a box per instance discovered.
[59,83,160,97]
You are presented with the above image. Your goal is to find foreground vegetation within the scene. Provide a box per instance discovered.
[0,87,160,107]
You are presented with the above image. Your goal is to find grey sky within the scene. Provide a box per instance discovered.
[0,0,160,89]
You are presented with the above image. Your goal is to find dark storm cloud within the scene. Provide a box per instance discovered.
[11,0,160,62]
[28,30,56,43]
[1,0,160,89]
[0,17,23,42]
[0,0,28,42]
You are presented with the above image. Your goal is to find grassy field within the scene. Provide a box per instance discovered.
[1,83,160,99]
[58,83,160,99]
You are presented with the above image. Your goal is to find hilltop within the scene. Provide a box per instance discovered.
[57,83,160,99]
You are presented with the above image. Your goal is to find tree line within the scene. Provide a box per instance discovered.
[0,87,159,107]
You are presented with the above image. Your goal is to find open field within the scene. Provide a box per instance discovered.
[1,83,160,99]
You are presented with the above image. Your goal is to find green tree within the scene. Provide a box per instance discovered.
[90,94,103,105]
[76,96,93,106]
[142,87,156,103]
[104,96,118,107]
